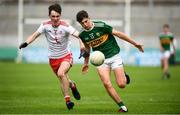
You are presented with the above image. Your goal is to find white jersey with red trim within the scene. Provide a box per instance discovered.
[37,20,76,59]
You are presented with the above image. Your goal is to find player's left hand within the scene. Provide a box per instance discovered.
[82,64,89,74]
[135,43,144,52]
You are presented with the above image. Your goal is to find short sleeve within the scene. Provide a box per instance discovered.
[37,23,45,33]
[65,25,76,35]
[79,33,84,42]
[170,34,174,40]
[79,32,87,44]
[103,22,113,34]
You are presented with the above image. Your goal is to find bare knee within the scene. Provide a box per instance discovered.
[57,71,65,79]
[117,82,126,88]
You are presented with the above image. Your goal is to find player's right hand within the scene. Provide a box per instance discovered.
[19,42,28,49]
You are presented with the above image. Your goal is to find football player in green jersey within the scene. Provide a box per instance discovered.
[159,24,175,79]
[76,10,144,112]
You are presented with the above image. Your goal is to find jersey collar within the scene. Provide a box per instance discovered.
[84,22,94,32]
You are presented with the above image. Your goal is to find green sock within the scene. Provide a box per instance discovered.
[117,101,124,108]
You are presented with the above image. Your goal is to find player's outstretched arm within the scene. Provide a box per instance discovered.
[72,30,86,50]
[19,31,41,49]
[112,29,144,52]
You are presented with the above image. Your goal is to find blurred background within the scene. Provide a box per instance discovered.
[0,0,180,66]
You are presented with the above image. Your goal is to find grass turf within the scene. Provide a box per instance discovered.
[0,62,180,114]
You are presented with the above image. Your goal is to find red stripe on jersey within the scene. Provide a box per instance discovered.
[43,20,69,27]
[60,21,69,27]
[43,20,52,25]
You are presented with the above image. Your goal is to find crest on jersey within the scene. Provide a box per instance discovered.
[96,32,100,37]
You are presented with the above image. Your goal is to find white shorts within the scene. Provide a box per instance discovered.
[97,53,123,70]
[162,51,171,59]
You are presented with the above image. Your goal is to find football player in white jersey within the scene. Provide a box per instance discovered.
[19,3,85,110]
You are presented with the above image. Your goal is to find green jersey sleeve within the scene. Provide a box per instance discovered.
[103,22,113,34]
[170,34,174,41]
[93,21,113,34]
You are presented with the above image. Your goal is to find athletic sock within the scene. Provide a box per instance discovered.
[118,101,128,111]
[117,101,125,107]
[64,96,70,102]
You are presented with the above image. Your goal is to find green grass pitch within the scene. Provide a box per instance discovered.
[0,62,180,114]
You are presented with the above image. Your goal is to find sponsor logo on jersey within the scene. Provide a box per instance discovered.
[86,34,108,47]
[160,38,171,45]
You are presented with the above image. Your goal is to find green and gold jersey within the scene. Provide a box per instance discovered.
[159,32,174,51]
[79,21,120,59]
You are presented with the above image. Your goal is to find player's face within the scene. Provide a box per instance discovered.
[80,18,92,30]
[163,27,169,33]
[49,10,61,27]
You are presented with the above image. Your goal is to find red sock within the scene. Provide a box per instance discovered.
[64,96,70,102]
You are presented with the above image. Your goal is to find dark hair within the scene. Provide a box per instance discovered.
[163,24,169,28]
[48,3,61,15]
[76,10,89,22]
